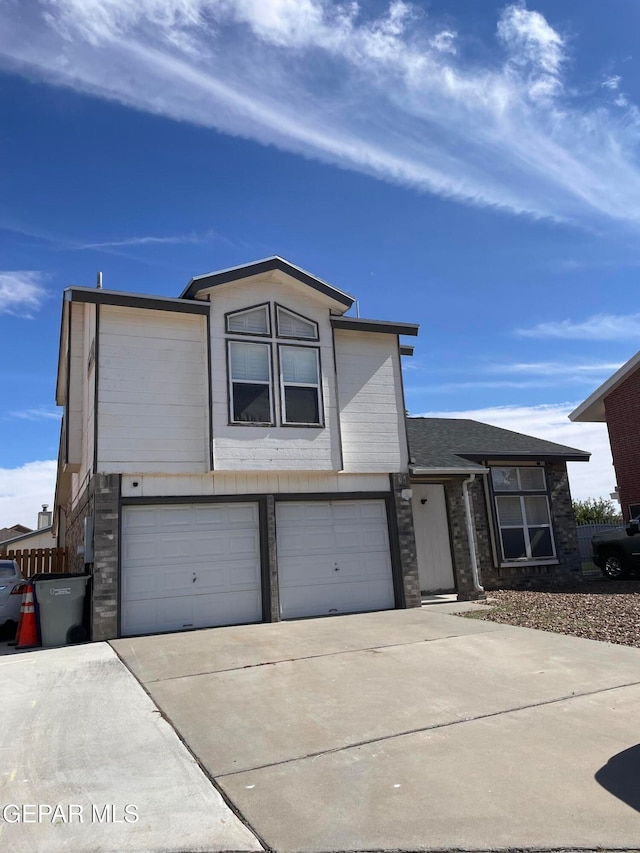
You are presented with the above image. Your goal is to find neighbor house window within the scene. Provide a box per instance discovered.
[228,341,273,423]
[279,345,322,425]
[491,466,555,561]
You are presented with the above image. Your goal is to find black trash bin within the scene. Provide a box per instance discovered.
[31,573,90,647]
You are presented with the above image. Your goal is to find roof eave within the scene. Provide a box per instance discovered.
[181,256,355,309]
[569,349,640,423]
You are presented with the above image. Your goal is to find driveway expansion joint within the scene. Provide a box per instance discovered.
[110,642,269,852]
[136,630,503,684]
[214,677,640,779]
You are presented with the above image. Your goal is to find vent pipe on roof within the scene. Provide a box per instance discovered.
[38,504,52,530]
[96,272,103,289]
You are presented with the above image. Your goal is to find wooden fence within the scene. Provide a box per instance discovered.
[0,547,69,578]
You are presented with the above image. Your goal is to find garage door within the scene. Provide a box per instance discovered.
[121,502,262,636]
[276,499,395,619]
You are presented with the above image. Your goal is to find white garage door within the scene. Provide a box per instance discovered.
[276,499,395,619]
[121,502,262,637]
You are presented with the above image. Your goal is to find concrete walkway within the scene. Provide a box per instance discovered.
[113,607,640,852]
[0,643,262,853]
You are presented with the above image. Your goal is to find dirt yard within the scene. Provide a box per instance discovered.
[467,580,640,648]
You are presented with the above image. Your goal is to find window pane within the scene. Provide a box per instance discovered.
[233,384,271,422]
[519,467,545,491]
[529,527,554,558]
[281,347,318,384]
[501,528,527,559]
[229,342,269,382]
[491,468,519,491]
[524,496,551,526]
[278,308,317,339]
[284,387,320,424]
[496,496,523,526]
[227,307,268,334]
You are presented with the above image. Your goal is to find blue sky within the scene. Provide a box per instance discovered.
[2,0,639,525]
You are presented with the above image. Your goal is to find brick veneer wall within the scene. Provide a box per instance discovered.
[443,479,485,601]
[65,477,95,574]
[92,474,120,641]
[604,366,640,521]
[389,473,421,608]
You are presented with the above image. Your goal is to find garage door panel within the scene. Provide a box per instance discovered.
[276,502,333,524]
[122,589,263,636]
[276,499,395,619]
[121,502,262,636]
[279,579,394,619]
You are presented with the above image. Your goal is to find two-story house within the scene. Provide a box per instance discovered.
[54,257,422,640]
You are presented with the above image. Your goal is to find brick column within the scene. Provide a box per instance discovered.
[92,473,120,640]
[389,473,421,608]
[444,479,485,601]
[547,461,582,583]
[265,495,281,622]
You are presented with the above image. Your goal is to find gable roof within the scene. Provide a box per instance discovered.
[570,350,640,423]
[407,417,590,473]
[180,256,355,309]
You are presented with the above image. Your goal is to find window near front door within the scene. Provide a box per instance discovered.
[491,467,555,561]
[228,341,273,423]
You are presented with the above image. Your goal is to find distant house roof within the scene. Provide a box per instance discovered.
[570,350,640,423]
[0,524,32,544]
[180,256,355,309]
[0,526,54,548]
[407,418,590,474]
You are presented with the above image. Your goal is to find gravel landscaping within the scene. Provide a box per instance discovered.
[466,579,640,647]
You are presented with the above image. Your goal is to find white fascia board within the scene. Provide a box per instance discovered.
[569,349,640,423]
[411,466,488,476]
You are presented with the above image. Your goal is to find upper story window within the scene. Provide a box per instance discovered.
[226,304,270,336]
[491,466,555,562]
[226,303,322,427]
[276,305,318,340]
[279,345,322,425]
[228,341,273,424]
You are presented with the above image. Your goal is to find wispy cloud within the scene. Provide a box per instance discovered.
[0,271,48,317]
[9,408,61,421]
[74,227,226,250]
[415,403,614,501]
[602,75,621,90]
[517,313,640,340]
[0,2,640,228]
[488,361,623,376]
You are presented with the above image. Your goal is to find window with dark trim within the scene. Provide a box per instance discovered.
[491,466,556,561]
[276,305,318,340]
[228,341,273,423]
[279,345,322,425]
[226,304,270,336]
[226,303,324,427]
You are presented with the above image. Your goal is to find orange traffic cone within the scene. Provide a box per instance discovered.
[16,586,40,649]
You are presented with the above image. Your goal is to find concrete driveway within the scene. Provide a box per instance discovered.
[112,606,640,852]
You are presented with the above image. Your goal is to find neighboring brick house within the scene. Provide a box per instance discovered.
[53,257,422,640]
[570,351,640,521]
[406,418,589,593]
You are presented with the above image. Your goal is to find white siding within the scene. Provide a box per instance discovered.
[67,302,85,469]
[97,306,208,473]
[208,278,341,471]
[334,330,408,473]
[120,471,390,498]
